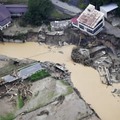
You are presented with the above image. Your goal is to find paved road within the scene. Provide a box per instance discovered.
[50,0,82,15]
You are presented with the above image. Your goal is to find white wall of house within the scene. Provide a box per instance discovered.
[71,22,78,28]
[72,17,104,35]
[0,21,11,30]
[100,8,107,18]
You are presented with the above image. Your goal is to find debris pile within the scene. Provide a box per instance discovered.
[50,20,70,31]
[71,41,120,85]
[40,61,72,85]
[111,88,120,97]
[71,47,92,66]
[0,81,32,102]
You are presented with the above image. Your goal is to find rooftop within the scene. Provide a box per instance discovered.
[100,3,118,13]
[5,4,27,8]
[5,4,28,14]
[2,63,43,83]
[0,4,11,26]
[77,4,104,28]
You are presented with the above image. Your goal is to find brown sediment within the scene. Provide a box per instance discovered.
[0,42,120,120]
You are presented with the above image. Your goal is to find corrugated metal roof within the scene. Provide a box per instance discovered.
[2,63,43,83]
[2,75,19,83]
[100,3,118,13]
[77,4,104,28]
[18,63,43,79]
[5,4,27,8]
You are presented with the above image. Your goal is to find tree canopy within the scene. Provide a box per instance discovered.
[0,30,3,42]
[24,0,54,26]
[90,0,113,9]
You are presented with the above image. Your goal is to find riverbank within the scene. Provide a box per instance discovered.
[0,42,120,120]
[0,55,100,120]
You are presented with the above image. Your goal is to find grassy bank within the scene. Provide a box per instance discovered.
[0,113,14,120]
[50,9,71,20]
[28,70,50,82]
[17,92,24,109]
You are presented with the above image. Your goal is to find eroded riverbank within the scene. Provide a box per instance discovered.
[0,42,120,120]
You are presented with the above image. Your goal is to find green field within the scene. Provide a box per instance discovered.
[28,70,50,82]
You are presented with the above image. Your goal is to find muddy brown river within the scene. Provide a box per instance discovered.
[0,42,120,120]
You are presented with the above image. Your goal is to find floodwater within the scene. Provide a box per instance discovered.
[0,42,120,120]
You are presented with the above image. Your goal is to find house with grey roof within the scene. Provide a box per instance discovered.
[0,4,12,30]
[0,4,28,30]
[5,4,28,17]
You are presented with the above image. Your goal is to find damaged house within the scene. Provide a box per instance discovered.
[71,4,105,35]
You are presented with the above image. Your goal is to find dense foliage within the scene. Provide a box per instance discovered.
[17,91,24,109]
[90,0,112,8]
[24,0,54,25]
[0,30,3,42]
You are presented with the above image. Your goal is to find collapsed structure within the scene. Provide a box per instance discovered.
[71,4,105,35]
[71,40,120,85]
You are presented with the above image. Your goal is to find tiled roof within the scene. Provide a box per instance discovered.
[77,4,104,28]
[5,4,28,14]
[0,4,11,26]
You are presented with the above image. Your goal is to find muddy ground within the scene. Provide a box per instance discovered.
[0,56,100,120]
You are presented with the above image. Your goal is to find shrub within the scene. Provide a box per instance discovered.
[19,19,27,27]
[17,92,24,109]
[0,113,14,120]
[29,70,50,82]
[47,24,51,31]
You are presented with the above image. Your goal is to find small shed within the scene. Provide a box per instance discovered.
[100,3,118,18]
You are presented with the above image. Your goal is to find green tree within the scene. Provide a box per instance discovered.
[115,0,120,16]
[90,0,113,9]
[0,30,4,42]
[24,0,54,25]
